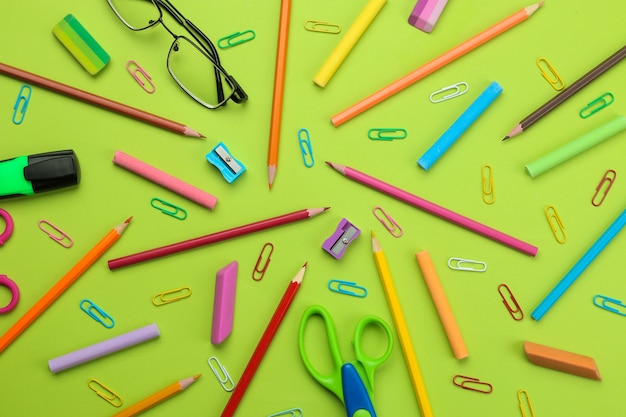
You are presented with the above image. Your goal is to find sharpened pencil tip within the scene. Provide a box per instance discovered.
[502,136,510,141]
[303,261,308,267]
[193,374,201,380]
[125,217,133,223]
[371,230,376,238]
[323,207,330,211]
[325,161,333,167]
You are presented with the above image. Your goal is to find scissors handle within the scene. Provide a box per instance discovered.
[298,305,345,399]
[353,315,393,393]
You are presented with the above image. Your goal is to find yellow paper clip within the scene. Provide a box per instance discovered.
[208,356,235,392]
[580,92,614,119]
[373,206,403,237]
[536,57,565,90]
[544,205,566,243]
[151,198,187,220]
[448,257,487,272]
[217,30,256,49]
[126,60,156,94]
[518,389,536,417]
[368,128,407,141]
[12,84,32,124]
[252,242,274,281]
[80,299,115,328]
[298,128,314,167]
[304,20,341,34]
[429,82,469,103]
[592,169,616,206]
[88,379,123,407]
[268,408,304,417]
[152,287,192,306]
[498,284,524,321]
[38,219,74,248]
[481,164,495,204]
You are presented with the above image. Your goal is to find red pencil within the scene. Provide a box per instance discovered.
[220,263,307,417]
[108,208,328,270]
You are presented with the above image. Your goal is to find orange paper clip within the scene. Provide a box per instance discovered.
[38,220,73,248]
[592,169,616,206]
[126,60,156,94]
[498,283,524,321]
[373,206,403,237]
[452,375,493,394]
[252,242,274,281]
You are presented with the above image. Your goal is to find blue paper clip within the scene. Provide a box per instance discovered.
[217,30,256,49]
[328,280,368,298]
[12,84,32,124]
[298,128,314,167]
[151,198,187,220]
[206,142,246,183]
[580,92,614,119]
[593,295,626,316]
[80,299,115,328]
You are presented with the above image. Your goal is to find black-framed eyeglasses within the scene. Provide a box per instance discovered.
[106,0,248,109]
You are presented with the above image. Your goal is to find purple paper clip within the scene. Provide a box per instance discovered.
[322,218,360,260]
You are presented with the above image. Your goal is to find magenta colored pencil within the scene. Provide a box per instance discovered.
[326,162,537,256]
[108,208,328,269]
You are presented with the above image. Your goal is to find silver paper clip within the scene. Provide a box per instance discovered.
[126,60,156,94]
[328,280,368,298]
[372,206,403,238]
[208,356,235,392]
[13,84,32,124]
[429,82,468,103]
[151,198,187,220]
[593,295,626,316]
[304,19,341,34]
[38,219,74,248]
[447,258,487,272]
[268,408,304,417]
[298,128,314,167]
[80,299,115,329]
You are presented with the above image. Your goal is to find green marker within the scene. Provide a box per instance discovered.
[0,150,80,199]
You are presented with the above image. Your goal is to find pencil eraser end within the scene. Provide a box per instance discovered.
[524,341,602,380]
[408,0,448,33]
[53,14,110,75]
[211,261,238,344]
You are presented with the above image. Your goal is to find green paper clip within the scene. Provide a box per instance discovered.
[368,128,407,141]
[580,92,614,118]
[150,198,187,220]
[217,30,256,49]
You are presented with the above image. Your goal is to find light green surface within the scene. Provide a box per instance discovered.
[1,1,626,416]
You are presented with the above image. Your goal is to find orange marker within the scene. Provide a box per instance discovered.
[0,217,132,354]
[524,341,601,380]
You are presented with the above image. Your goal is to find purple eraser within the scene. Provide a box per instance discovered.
[211,261,238,344]
[322,218,361,260]
[48,323,160,373]
[408,0,448,33]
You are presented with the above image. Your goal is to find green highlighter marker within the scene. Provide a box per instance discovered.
[0,150,80,199]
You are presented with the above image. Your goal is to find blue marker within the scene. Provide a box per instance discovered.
[417,81,503,170]
[532,209,626,321]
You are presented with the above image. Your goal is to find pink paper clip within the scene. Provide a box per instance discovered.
[592,169,616,207]
[372,206,403,237]
[498,283,524,321]
[126,60,156,94]
[252,242,274,281]
[38,220,73,248]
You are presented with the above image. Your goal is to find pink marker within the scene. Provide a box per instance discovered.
[408,0,448,33]
[212,261,238,344]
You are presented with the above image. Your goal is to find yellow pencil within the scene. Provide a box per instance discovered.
[371,231,433,417]
[112,375,200,417]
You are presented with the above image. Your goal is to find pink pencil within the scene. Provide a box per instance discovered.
[326,162,538,256]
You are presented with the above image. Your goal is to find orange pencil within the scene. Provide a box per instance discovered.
[331,3,543,126]
[0,217,132,355]
[267,0,292,189]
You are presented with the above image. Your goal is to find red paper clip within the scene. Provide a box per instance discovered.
[498,283,524,321]
[591,169,616,207]
[252,242,274,281]
[452,375,493,394]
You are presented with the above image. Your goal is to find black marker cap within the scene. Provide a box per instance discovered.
[26,150,80,194]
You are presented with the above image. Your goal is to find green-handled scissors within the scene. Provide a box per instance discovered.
[298,305,393,417]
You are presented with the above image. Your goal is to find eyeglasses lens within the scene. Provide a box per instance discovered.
[108,0,160,30]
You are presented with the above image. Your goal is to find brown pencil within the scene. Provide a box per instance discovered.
[0,62,204,138]
[503,45,626,141]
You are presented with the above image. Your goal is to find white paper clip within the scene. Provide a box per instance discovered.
[429,82,469,103]
[268,408,304,417]
[448,257,487,272]
[208,356,235,392]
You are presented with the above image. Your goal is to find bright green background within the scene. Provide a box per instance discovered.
[1,1,625,416]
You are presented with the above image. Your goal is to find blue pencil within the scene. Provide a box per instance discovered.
[417,81,503,171]
[531,209,626,321]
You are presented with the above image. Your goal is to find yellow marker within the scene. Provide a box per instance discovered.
[313,0,386,87]
[371,231,433,417]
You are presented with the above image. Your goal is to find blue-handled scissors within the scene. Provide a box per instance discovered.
[298,305,393,417]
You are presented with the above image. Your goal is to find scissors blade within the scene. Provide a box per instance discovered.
[342,363,376,417]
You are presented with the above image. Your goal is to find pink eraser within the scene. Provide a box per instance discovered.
[408,0,448,33]
[211,261,238,344]
[113,150,217,210]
